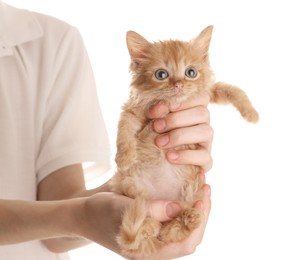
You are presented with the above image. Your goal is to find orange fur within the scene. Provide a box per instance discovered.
[110,25,259,258]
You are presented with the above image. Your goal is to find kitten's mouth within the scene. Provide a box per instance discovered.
[174,87,184,95]
[173,81,184,96]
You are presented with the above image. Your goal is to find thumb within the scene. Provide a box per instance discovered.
[147,200,183,222]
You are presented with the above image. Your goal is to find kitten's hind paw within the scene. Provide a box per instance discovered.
[159,208,201,243]
[118,217,164,258]
[182,208,201,231]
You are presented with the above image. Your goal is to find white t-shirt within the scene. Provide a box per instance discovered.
[0,2,110,259]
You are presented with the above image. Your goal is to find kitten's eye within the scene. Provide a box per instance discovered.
[155,69,169,80]
[185,67,198,78]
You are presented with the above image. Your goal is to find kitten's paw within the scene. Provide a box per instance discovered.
[241,108,259,123]
[118,218,163,258]
[182,208,201,231]
[115,149,138,169]
[159,208,201,243]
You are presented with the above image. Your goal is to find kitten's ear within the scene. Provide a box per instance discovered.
[126,31,150,59]
[191,25,213,59]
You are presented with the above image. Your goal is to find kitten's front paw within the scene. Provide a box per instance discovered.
[115,149,138,169]
[242,108,259,123]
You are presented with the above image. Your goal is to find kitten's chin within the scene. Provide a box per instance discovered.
[166,88,201,104]
[169,93,193,104]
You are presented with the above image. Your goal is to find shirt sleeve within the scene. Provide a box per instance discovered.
[36,26,111,184]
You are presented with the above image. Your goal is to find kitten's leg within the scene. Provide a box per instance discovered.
[210,81,259,123]
[158,207,201,243]
[115,111,142,169]
[117,198,164,257]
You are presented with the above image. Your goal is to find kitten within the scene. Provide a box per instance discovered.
[109,25,259,258]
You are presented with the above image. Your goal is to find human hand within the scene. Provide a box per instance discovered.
[147,92,213,173]
[79,174,210,259]
[141,173,211,260]
[78,192,182,255]
[76,192,132,254]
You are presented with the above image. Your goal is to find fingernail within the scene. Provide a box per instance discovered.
[156,134,169,147]
[166,202,182,218]
[167,151,179,161]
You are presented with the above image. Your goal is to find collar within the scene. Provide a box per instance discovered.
[0,2,43,57]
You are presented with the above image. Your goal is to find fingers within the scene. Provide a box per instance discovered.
[170,92,211,112]
[175,184,211,257]
[146,101,170,119]
[147,92,213,172]
[153,107,213,172]
[194,184,211,226]
[146,174,209,224]
[166,149,213,172]
[202,184,211,222]
[153,105,210,133]
[190,184,211,247]
[147,92,210,119]
[146,200,183,222]
[155,123,213,151]
[143,183,211,259]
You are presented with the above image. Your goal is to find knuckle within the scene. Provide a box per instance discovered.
[203,151,213,172]
[202,124,214,140]
[202,149,212,162]
[197,106,210,123]
[167,112,180,127]
[170,130,181,145]
[168,128,185,147]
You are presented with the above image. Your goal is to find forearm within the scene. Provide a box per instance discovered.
[0,198,83,246]
[73,181,111,198]
[41,182,114,253]
[30,163,117,253]
[43,192,126,254]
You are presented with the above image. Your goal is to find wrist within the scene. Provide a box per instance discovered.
[41,198,91,253]
[56,198,88,238]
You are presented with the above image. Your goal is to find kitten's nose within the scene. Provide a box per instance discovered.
[174,81,184,94]
[175,81,183,89]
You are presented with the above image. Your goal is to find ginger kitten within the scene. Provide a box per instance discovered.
[110,25,259,258]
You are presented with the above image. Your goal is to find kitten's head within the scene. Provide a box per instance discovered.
[126,26,215,103]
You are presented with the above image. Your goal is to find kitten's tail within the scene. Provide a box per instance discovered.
[118,197,147,244]
[117,197,163,257]
[210,81,259,123]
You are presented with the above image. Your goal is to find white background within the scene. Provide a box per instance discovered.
[4,0,289,259]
